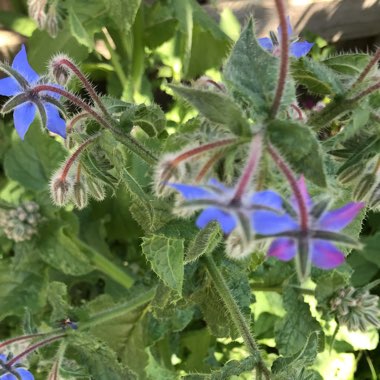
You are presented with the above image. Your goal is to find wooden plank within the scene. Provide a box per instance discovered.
[204,0,380,42]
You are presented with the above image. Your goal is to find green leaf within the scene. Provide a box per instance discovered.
[3,126,66,191]
[145,348,177,380]
[101,0,141,32]
[142,235,184,295]
[323,53,373,76]
[292,58,344,96]
[224,18,295,118]
[169,84,250,135]
[268,119,326,187]
[357,232,380,267]
[47,282,70,323]
[185,223,222,263]
[314,271,349,306]
[69,7,94,49]
[275,287,322,356]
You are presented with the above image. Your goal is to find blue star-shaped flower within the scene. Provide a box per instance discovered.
[258,16,314,58]
[0,45,66,139]
[169,179,283,235]
[0,354,34,380]
[253,177,364,276]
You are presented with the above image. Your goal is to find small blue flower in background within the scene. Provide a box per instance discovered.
[258,16,314,58]
[0,45,66,139]
[0,353,34,380]
[169,179,283,235]
[253,177,364,277]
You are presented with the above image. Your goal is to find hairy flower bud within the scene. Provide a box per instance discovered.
[87,178,106,201]
[50,173,73,206]
[46,4,59,38]
[73,180,88,210]
[49,54,73,86]
[330,286,380,332]
[28,0,47,29]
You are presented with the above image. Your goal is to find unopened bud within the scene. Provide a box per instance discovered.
[27,0,47,29]
[353,173,375,201]
[87,178,106,201]
[50,174,73,206]
[46,5,59,38]
[73,181,88,210]
[49,55,73,86]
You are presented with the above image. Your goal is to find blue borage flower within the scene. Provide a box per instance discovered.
[0,45,66,139]
[253,177,364,279]
[168,179,283,237]
[0,353,34,380]
[258,16,314,58]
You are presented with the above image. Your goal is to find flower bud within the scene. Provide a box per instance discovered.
[49,54,73,86]
[73,180,88,210]
[46,5,59,38]
[50,173,73,206]
[27,0,47,29]
[87,178,106,201]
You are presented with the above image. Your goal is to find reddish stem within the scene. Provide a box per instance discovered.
[268,144,308,231]
[232,134,263,201]
[7,334,66,367]
[352,48,380,88]
[290,103,304,121]
[57,58,110,117]
[0,334,46,350]
[195,151,224,183]
[270,0,289,118]
[67,112,90,133]
[48,360,59,380]
[350,81,380,103]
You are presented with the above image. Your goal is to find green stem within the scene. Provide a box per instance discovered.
[251,284,315,295]
[76,238,135,289]
[203,255,270,380]
[79,288,156,330]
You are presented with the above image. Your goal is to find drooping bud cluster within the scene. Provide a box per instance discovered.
[27,0,62,38]
[330,286,380,332]
[0,202,42,242]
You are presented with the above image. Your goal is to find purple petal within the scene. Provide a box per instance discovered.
[268,237,296,261]
[11,45,39,84]
[250,190,283,210]
[13,102,36,140]
[290,41,314,58]
[169,183,215,200]
[15,368,34,380]
[0,77,22,96]
[310,240,345,269]
[258,37,273,51]
[277,15,293,40]
[44,103,66,138]
[252,211,298,235]
[318,202,364,232]
[196,207,236,234]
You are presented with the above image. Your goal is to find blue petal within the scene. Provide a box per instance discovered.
[290,41,314,58]
[0,77,22,96]
[250,190,283,210]
[0,374,16,380]
[196,207,236,234]
[0,354,7,361]
[258,37,273,51]
[268,237,296,261]
[44,103,66,138]
[318,202,364,232]
[169,183,215,200]
[277,15,293,40]
[252,211,298,235]
[13,102,36,140]
[207,178,230,192]
[310,240,345,269]
[12,45,39,84]
[16,368,34,380]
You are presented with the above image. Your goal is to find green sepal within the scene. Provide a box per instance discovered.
[1,93,29,114]
[312,230,362,248]
[295,237,312,283]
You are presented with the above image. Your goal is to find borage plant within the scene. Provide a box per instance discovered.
[1,0,380,378]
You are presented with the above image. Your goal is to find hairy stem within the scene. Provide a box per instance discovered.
[203,255,270,379]
[270,0,289,118]
[351,48,380,88]
[267,144,308,230]
[350,81,380,103]
[0,333,46,350]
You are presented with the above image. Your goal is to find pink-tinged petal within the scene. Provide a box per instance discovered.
[277,15,293,41]
[0,77,22,96]
[15,368,34,380]
[44,103,66,138]
[268,237,296,261]
[310,240,345,269]
[258,37,274,51]
[196,207,236,234]
[318,202,365,232]
[252,211,298,235]
[13,102,36,140]
[12,45,39,84]
[290,41,314,58]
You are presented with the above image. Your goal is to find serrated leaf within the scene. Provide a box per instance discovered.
[268,119,326,187]
[292,58,344,96]
[275,287,322,356]
[224,18,295,118]
[185,223,222,263]
[169,84,250,135]
[69,8,94,49]
[3,125,66,191]
[142,235,184,295]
